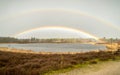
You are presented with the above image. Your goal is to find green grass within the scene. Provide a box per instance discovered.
[44,58,120,75]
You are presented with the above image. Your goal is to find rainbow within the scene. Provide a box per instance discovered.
[14,26,99,40]
[1,8,120,31]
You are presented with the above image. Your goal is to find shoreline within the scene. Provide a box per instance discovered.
[0,43,116,54]
[0,46,115,55]
[0,43,119,55]
[0,47,97,54]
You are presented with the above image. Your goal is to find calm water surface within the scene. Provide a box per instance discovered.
[0,43,107,52]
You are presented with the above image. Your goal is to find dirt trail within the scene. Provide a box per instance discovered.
[52,61,120,75]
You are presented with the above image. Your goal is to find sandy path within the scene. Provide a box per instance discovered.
[52,61,120,75]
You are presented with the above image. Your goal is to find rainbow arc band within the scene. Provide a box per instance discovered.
[13,26,99,40]
[0,8,120,31]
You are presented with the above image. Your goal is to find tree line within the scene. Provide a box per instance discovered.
[0,37,119,43]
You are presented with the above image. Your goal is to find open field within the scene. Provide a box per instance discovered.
[0,47,120,75]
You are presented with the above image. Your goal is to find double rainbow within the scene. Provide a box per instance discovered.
[1,8,119,39]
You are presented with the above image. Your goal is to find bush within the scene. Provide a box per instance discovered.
[0,50,120,75]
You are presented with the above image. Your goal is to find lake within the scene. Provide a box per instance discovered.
[0,43,107,52]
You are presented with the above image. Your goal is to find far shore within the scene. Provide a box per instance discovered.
[0,42,98,44]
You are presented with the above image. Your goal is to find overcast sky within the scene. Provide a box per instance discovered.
[0,0,120,38]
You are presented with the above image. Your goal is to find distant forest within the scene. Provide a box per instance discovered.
[0,37,119,43]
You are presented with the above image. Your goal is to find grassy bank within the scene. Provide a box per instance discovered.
[0,49,120,75]
[49,60,120,75]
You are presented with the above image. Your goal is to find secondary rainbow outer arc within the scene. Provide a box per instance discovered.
[14,26,99,40]
[1,8,120,31]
